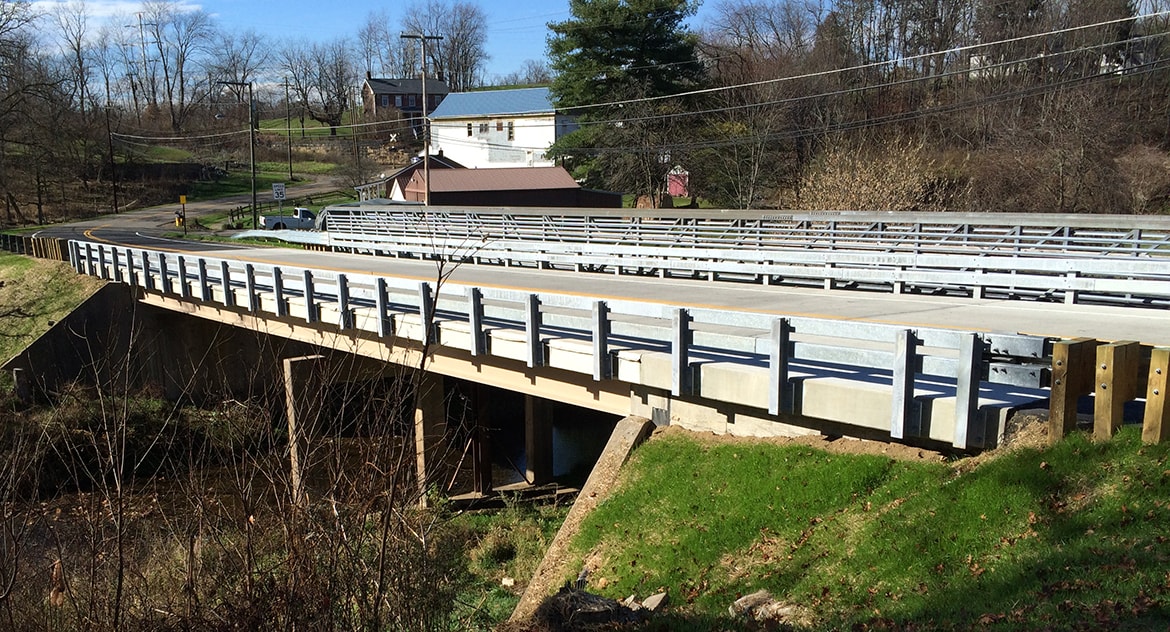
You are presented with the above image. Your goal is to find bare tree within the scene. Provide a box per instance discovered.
[403,0,488,91]
[209,29,268,97]
[280,37,357,135]
[142,0,216,131]
[359,9,407,77]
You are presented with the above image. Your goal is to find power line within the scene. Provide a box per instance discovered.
[556,10,1170,113]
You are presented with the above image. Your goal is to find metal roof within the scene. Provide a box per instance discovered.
[365,77,449,95]
[429,87,553,119]
[411,166,580,192]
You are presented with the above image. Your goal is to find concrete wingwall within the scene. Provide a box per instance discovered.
[4,283,322,404]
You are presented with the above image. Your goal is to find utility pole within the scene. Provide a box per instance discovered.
[218,80,257,227]
[285,78,293,181]
[105,104,119,214]
[401,32,442,206]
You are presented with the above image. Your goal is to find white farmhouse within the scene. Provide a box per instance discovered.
[428,87,576,169]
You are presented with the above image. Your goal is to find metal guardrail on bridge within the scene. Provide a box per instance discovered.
[70,239,1060,451]
[289,206,1170,307]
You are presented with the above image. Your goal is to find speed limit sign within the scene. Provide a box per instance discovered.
[272,183,286,200]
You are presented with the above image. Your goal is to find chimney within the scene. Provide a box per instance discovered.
[366,70,372,80]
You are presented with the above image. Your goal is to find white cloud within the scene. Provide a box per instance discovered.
[29,0,205,21]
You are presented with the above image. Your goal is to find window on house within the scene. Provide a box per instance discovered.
[395,95,403,107]
[408,95,416,108]
[507,121,514,141]
[380,94,389,107]
[467,123,473,137]
[496,120,503,132]
[479,122,488,134]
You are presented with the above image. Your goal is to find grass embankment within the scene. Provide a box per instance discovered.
[0,254,104,364]
[559,425,1170,630]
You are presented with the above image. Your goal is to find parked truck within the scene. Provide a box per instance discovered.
[259,207,315,230]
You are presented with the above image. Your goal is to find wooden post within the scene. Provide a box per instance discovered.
[1049,338,1097,444]
[1142,348,1170,444]
[284,355,326,509]
[1094,341,1141,441]
[415,371,446,506]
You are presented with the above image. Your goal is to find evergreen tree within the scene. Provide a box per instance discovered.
[547,0,707,203]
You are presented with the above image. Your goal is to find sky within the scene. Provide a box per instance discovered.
[30,0,720,83]
[27,1,595,83]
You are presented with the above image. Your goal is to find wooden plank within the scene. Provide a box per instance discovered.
[1094,341,1141,440]
[1049,338,1097,444]
[1142,348,1170,444]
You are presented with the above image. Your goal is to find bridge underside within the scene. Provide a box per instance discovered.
[127,282,1043,452]
[7,279,1049,503]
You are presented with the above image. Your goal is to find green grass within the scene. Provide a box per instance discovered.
[452,499,569,626]
[255,160,338,175]
[0,253,105,364]
[565,428,1170,630]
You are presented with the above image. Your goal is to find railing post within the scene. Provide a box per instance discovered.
[159,253,172,294]
[125,248,137,288]
[1049,338,1097,444]
[769,318,792,416]
[198,259,211,301]
[273,267,286,317]
[376,278,391,337]
[245,264,258,312]
[468,287,485,356]
[142,251,154,291]
[418,282,435,344]
[68,241,80,273]
[97,245,109,280]
[110,248,122,283]
[1142,348,1170,444]
[220,261,234,308]
[1094,340,1142,440]
[525,293,542,368]
[84,243,95,277]
[953,333,984,449]
[303,270,316,324]
[1064,271,1079,305]
[176,255,189,298]
[672,308,692,397]
[337,273,352,329]
[592,300,610,381]
[890,329,918,440]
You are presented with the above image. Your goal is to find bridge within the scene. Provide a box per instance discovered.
[5,205,1170,499]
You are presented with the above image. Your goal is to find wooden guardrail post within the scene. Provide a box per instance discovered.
[1094,340,1142,440]
[1142,348,1170,444]
[1049,338,1097,444]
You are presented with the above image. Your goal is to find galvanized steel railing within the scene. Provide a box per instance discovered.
[313,206,1170,307]
[70,240,1053,450]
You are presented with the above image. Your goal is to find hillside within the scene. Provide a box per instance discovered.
[521,420,1170,630]
[0,253,104,365]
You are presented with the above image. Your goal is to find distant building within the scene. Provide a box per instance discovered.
[401,166,621,208]
[354,153,465,201]
[361,74,449,132]
[428,87,578,170]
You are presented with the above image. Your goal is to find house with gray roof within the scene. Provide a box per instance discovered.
[427,87,578,169]
[361,75,449,130]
